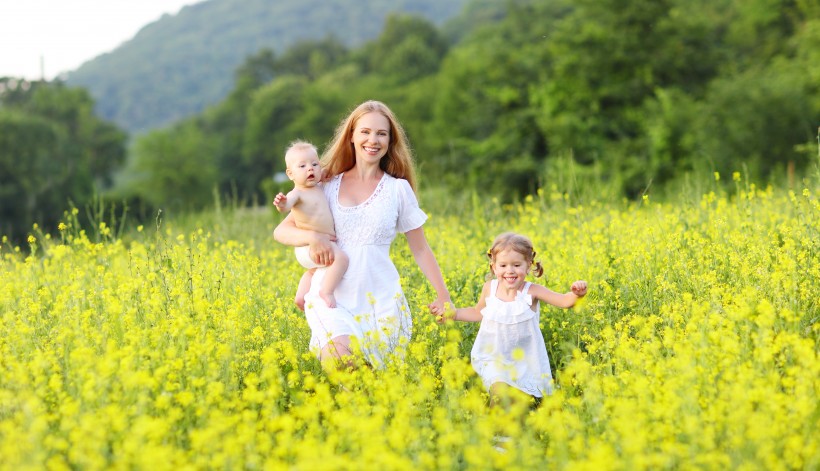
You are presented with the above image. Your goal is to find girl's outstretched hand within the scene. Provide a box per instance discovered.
[571,280,588,297]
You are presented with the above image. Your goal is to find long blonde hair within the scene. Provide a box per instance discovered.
[321,100,418,191]
[486,232,544,278]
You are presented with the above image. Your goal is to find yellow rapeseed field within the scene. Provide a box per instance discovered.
[1,180,818,470]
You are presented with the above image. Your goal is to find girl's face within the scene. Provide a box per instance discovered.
[491,248,531,290]
[350,112,390,166]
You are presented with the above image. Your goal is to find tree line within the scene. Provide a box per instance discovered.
[119,0,818,208]
[2,0,818,240]
[0,79,126,240]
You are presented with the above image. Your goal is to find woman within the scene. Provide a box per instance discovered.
[273,100,450,367]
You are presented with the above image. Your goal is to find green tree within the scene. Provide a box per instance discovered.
[643,0,820,186]
[693,62,815,179]
[0,79,127,239]
[0,110,66,238]
[356,14,449,84]
[419,2,558,197]
[272,37,348,79]
[241,75,309,194]
[121,122,218,211]
[532,0,731,194]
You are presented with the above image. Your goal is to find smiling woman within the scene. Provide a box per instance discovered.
[273,100,451,368]
[0,0,201,80]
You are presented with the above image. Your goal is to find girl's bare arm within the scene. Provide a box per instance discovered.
[528,281,587,309]
[444,281,489,323]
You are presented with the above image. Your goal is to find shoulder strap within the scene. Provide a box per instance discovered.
[489,279,498,298]
[523,282,540,311]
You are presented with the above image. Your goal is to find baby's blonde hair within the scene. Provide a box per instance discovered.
[284,140,318,165]
[486,232,544,278]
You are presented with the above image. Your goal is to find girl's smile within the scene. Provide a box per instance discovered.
[492,249,531,294]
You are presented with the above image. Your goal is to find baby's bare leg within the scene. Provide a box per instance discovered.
[319,244,348,308]
[295,269,314,311]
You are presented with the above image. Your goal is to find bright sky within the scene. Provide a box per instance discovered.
[1,0,203,80]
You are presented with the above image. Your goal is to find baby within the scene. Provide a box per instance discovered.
[273,140,348,309]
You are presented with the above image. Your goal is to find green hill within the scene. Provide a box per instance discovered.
[65,0,467,134]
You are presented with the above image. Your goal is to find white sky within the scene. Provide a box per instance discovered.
[0,0,203,80]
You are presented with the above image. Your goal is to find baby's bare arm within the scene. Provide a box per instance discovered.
[273,189,300,213]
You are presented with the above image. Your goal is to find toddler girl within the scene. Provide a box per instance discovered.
[437,232,587,404]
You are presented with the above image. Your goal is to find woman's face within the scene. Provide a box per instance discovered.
[350,112,390,166]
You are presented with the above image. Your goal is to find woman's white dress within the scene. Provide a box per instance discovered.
[302,173,427,366]
[471,280,554,397]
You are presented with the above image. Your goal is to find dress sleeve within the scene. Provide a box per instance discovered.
[321,175,338,202]
[395,178,428,233]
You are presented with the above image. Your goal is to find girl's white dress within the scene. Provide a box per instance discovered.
[471,280,554,397]
[302,173,427,366]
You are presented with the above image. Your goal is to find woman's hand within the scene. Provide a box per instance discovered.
[429,304,444,324]
[571,280,588,297]
[309,232,337,266]
[428,301,446,324]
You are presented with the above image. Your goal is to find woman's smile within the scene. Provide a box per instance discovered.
[351,112,390,163]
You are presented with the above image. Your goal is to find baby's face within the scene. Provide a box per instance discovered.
[285,149,323,188]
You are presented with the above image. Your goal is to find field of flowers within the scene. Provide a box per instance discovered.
[1,178,818,470]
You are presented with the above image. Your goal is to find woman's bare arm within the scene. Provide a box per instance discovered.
[274,212,335,266]
[405,226,451,311]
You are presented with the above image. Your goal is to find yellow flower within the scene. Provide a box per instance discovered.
[443,301,456,321]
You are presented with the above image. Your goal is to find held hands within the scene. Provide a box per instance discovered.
[571,280,588,298]
[429,300,456,324]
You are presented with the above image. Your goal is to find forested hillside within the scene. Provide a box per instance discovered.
[65,0,467,134]
[2,0,818,241]
[116,0,819,211]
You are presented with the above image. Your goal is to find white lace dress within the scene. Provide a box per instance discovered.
[302,173,427,366]
[471,280,554,397]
